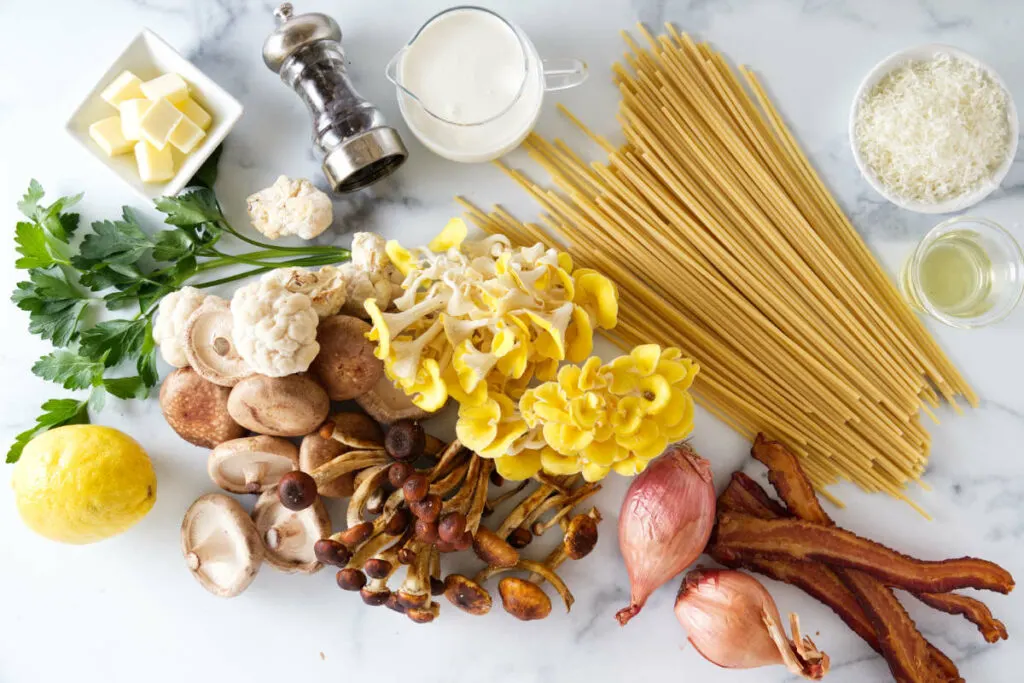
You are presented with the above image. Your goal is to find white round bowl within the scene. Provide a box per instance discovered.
[849,44,1019,214]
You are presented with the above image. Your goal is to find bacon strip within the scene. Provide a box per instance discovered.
[714,476,961,679]
[913,592,1008,643]
[748,436,1010,643]
[715,512,1015,594]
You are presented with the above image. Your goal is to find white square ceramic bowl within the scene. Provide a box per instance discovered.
[65,29,243,201]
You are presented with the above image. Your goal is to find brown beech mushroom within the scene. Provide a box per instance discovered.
[475,559,574,618]
[385,420,425,462]
[227,374,330,437]
[253,489,331,574]
[322,412,385,450]
[563,510,601,560]
[356,374,435,423]
[472,527,520,568]
[406,601,440,624]
[299,434,354,498]
[208,436,299,494]
[309,315,383,400]
[183,302,253,387]
[181,494,263,597]
[444,574,493,615]
[161,367,245,448]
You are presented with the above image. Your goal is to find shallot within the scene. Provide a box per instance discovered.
[674,568,829,679]
[615,443,715,625]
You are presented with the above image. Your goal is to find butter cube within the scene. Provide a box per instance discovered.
[101,70,145,106]
[88,116,133,156]
[118,99,151,141]
[174,97,212,130]
[140,73,189,105]
[167,116,206,154]
[135,140,175,183]
[139,98,183,150]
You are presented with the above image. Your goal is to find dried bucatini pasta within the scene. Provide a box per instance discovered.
[459,25,975,514]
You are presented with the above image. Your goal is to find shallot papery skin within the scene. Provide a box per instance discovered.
[615,444,715,625]
[674,568,829,680]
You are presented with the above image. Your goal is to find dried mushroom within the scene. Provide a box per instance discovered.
[253,489,332,574]
[181,494,263,597]
[208,436,299,494]
[160,367,245,448]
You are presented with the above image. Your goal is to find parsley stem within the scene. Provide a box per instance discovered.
[216,220,343,254]
[194,267,274,289]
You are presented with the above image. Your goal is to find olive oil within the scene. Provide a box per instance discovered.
[913,232,993,317]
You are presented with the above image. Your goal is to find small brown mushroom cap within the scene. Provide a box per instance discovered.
[299,433,354,498]
[444,574,492,615]
[253,489,332,574]
[406,601,440,624]
[181,494,263,597]
[355,374,435,424]
[183,301,254,387]
[564,512,600,560]
[208,436,299,494]
[161,368,245,448]
[309,315,383,400]
[472,527,520,568]
[227,374,330,437]
[498,577,552,621]
[328,412,385,449]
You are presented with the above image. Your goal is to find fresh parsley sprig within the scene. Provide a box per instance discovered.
[8,151,351,462]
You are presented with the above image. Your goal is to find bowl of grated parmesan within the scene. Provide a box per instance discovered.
[850,44,1018,214]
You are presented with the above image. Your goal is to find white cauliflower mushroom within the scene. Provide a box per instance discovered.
[246,175,333,240]
[339,232,404,318]
[231,274,321,377]
[153,287,225,367]
[262,267,348,318]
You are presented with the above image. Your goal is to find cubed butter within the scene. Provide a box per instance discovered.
[139,98,183,150]
[118,99,151,141]
[140,73,189,105]
[167,116,206,154]
[88,116,133,156]
[174,97,212,130]
[100,70,145,106]
[135,140,175,183]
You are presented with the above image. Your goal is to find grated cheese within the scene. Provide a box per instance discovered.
[855,52,1012,204]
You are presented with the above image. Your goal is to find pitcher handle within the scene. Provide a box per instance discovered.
[542,59,588,92]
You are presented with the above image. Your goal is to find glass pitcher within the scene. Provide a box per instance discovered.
[386,5,588,163]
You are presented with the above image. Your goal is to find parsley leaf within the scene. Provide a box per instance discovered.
[11,268,91,346]
[32,350,105,389]
[6,398,89,463]
[79,318,149,367]
[155,188,223,227]
[15,221,68,269]
[18,180,45,218]
[137,319,159,387]
[75,208,154,267]
[103,376,149,400]
[152,229,194,262]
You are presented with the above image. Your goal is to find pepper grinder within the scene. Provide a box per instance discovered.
[262,3,408,193]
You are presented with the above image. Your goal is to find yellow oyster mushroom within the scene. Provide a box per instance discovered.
[639,373,672,415]
[612,456,649,477]
[616,421,665,460]
[365,299,391,359]
[556,365,584,400]
[543,421,594,455]
[577,356,605,392]
[605,358,640,394]
[408,358,448,412]
[441,363,489,406]
[568,393,604,431]
[630,344,662,377]
[582,438,625,467]
[612,396,645,436]
[524,306,571,361]
[428,217,468,252]
[456,396,502,452]
[564,305,594,363]
[556,251,573,273]
[453,339,498,396]
[581,461,612,482]
[385,240,416,276]
[663,394,696,441]
[540,447,582,476]
[477,417,530,459]
[573,269,618,329]
[534,357,560,382]
[494,449,543,481]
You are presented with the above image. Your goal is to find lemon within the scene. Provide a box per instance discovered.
[12,425,156,544]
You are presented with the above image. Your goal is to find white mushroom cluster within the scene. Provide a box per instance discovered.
[246,175,333,241]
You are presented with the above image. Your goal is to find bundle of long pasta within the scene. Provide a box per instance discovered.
[459,25,976,510]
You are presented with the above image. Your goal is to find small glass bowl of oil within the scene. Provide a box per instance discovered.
[900,216,1024,328]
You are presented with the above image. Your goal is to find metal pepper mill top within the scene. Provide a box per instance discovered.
[262,3,407,193]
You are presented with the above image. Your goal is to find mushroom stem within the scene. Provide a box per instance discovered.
[242,462,270,493]
[427,440,467,483]
[311,450,390,488]
[348,529,399,569]
[185,531,238,569]
[529,508,602,582]
[424,434,446,457]
[440,454,483,516]
[495,483,557,539]
[484,480,530,516]
[264,517,304,551]
[465,459,493,535]
[347,464,391,528]
[428,460,469,497]
[474,559,574,613]
[535,472,576,496]
[529,483,602,536]
[396,543,433,608]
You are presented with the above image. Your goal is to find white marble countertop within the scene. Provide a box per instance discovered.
[1,1,1022,681]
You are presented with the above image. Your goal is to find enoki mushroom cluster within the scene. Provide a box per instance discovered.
[278,418,602,623]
